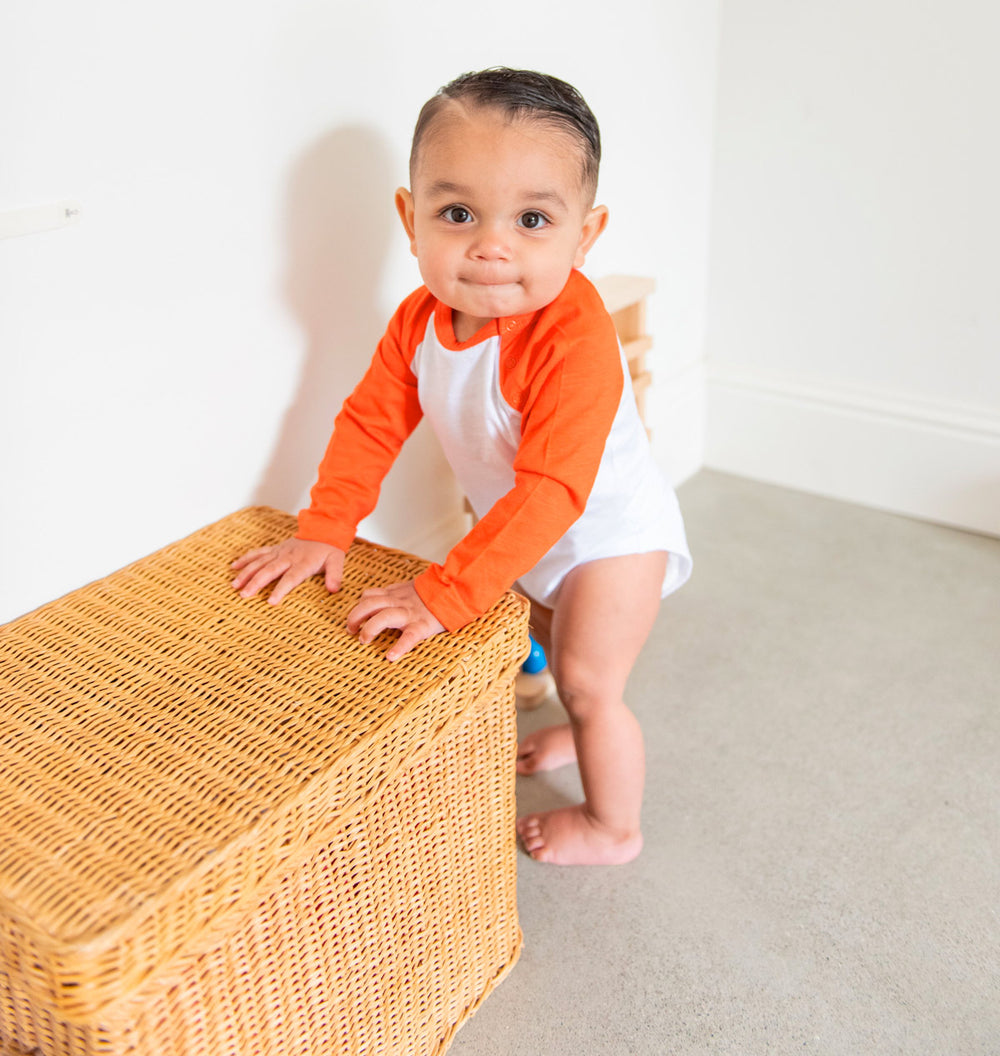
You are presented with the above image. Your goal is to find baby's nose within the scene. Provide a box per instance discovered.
[470,223,512,260]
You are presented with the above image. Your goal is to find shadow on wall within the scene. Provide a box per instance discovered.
[251,125,397,513]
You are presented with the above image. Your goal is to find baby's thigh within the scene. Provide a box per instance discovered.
[550,551,668,701]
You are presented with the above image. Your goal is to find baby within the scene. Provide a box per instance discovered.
[232,68,692,866]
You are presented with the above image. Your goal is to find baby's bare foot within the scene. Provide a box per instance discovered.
[516,805,643,866]
[516,723,577,774]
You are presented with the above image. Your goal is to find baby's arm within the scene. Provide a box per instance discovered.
[232,292,430,615]
[231,537,345,605]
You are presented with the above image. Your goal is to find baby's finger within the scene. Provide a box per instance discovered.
[231,553,276,592]
[385,625,426,663]
[321,548,346,594]
[266,564,317,606]
[230,547,275,571]
[237,558,291,599]
[345,590,390,634]
[355,606,406,645]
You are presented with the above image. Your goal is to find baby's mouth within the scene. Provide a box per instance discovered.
[462,277,518,288]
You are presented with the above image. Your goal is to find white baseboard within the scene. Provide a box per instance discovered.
[705,368,1000,537]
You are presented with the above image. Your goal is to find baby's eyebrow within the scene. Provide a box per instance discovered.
[428,179,479,198]
[428,180,469,197]
[520,190,569,211]
[426,180,569,212]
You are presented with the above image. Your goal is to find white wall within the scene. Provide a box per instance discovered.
[705,1,1000,535]
[1,0,720,623]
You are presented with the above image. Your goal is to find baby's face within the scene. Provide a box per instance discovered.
[397,104,607,340]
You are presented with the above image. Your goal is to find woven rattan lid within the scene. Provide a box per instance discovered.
[0,507,528,1022]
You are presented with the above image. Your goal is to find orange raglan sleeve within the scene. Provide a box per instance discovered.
[295,288,434,549]
[413,275,623,630]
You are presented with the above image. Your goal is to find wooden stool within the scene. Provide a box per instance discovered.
[593,273,656,433]
[0,508,527,1056]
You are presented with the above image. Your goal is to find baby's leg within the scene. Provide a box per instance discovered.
[516,551,667,866]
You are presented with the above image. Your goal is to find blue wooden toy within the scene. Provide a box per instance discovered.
[522,635,548,674]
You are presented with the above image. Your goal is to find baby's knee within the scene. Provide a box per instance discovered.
[552,656,625,721]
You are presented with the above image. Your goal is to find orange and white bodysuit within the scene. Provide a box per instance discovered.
[297,270,692,631]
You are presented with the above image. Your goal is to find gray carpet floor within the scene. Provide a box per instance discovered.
[449,470,1000,1056]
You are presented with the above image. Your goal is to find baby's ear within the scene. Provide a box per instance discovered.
[574,204,609,268]
[395,188,418,256]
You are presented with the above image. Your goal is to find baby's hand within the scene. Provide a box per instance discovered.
[346,580,445,662]
[231,537,345,605]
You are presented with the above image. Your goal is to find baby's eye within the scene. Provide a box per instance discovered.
[441,206,473,224]
[518,211,550,230]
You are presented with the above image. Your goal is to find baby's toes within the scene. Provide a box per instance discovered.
[516,739,541,775]
[516,814,545,853]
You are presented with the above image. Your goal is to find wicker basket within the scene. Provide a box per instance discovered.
[0,508,527,1055]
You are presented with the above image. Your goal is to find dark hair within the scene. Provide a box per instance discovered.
[410,67,601,198]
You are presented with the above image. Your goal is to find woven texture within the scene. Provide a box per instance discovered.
[0,507,527,1055]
